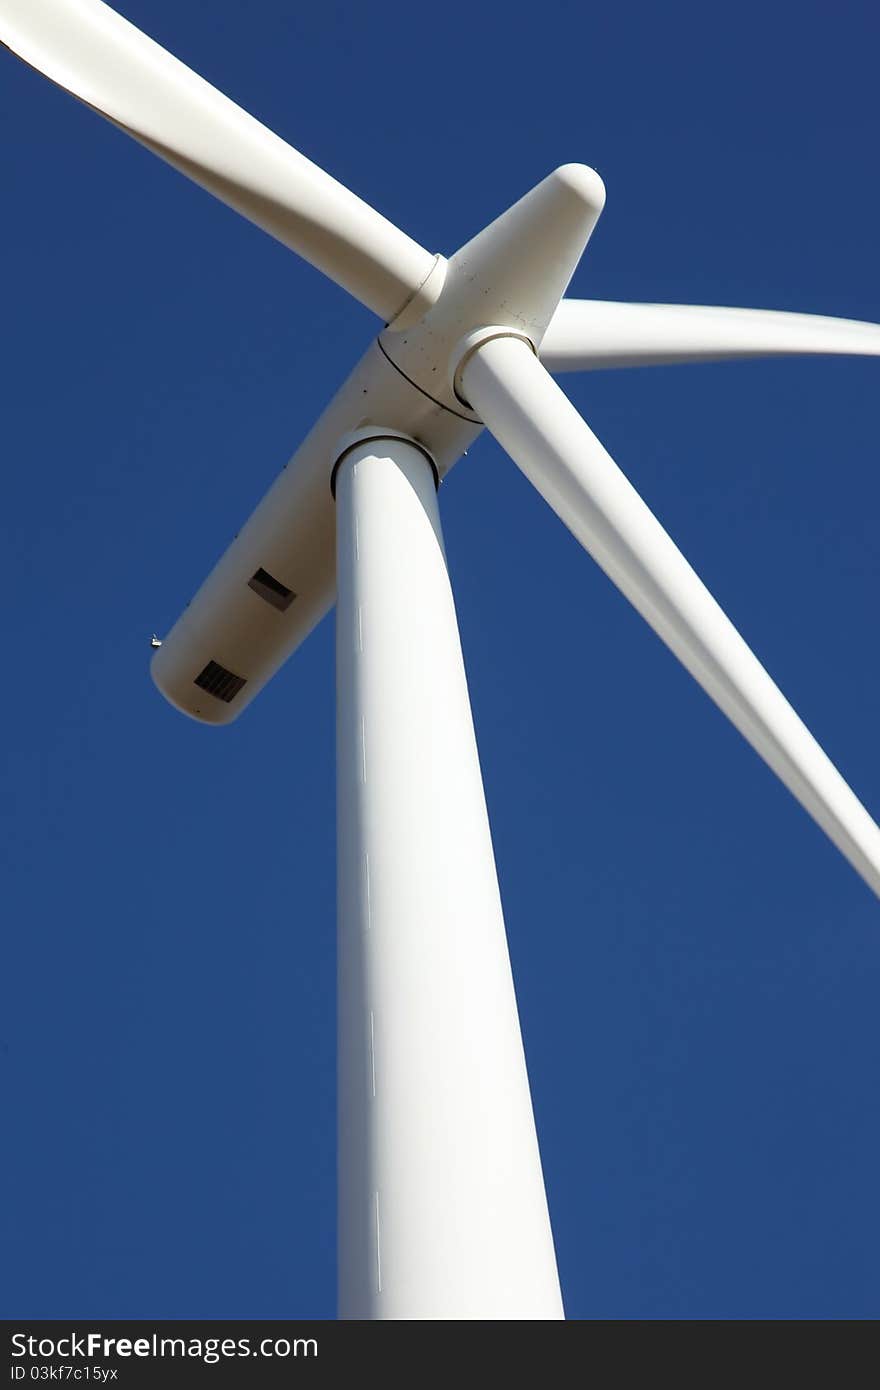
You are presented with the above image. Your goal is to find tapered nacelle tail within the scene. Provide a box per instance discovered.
[150,448,336,725]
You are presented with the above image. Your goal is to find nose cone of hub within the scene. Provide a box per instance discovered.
[381,164,606,419]
[550,162,607,211]
[447,163,606,339]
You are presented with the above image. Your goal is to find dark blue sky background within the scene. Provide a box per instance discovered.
[2,0,878,1320]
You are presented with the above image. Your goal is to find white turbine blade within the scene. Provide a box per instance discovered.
[460,335,880,898]
[540,299,880,371]
[0,0,437,321]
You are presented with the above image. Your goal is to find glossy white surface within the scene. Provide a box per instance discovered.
[0,0,437,321]
[461,334,880,898]
[382,164,605,418]
[336,435,563,1319]
[150,344,479,723]
[541,299,880,371]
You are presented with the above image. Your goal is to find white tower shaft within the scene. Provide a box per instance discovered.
[335,432,563,1320]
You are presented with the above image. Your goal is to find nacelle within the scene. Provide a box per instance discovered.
[150,342,479,722]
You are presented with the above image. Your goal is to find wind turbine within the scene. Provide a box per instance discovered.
[4,0,879,1322]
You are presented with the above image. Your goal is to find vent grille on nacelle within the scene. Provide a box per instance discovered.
[248,566,295,612]
[194,660,247,703]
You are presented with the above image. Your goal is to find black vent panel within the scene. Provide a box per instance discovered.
[194,659,247,703]
[248,566,295,612]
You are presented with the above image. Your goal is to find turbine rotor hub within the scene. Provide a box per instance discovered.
[379,163,605,423]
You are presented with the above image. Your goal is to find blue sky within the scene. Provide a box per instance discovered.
[1,0,878,1320]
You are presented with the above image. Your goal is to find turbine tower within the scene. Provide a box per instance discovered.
[4,0,879,1321]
